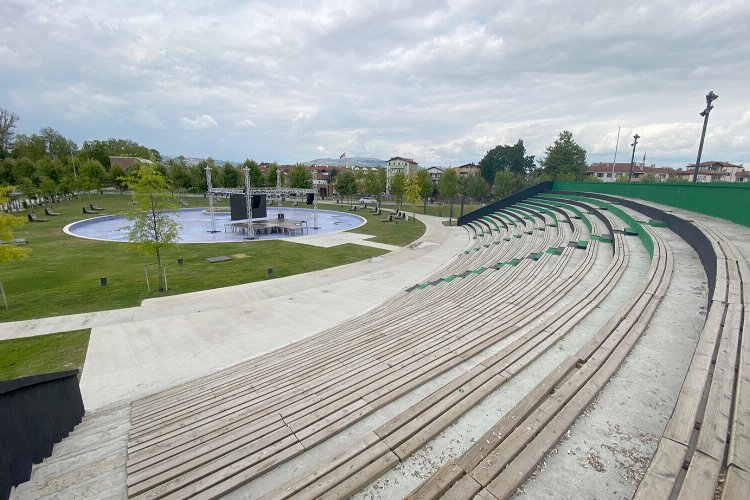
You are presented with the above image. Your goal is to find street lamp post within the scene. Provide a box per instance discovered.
[628,134,640,183]
[692,91,719,183]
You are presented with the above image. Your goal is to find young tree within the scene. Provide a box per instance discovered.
[125,165,182,292]
[0,186,29,308]
[219,163,241,187]
[335,169,358,203]
[39,176,58,205]
[467,172,488,203]
[493,169,514,200]
[18,177,38,212]
[390,171,407,211]
[439,167,459,224]
[79,158,107,198]
[539,130,588,180]
[415,169,433,214]
[242,159,264,187]
[109,164,127,193]
[405,177,422,221]
[288,164,313,188]
[364,168,387,208]
[266,163,281,187]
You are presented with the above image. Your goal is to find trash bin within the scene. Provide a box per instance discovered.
[100,276,107,286]
[267,267,273,277]
[177,257,183,266]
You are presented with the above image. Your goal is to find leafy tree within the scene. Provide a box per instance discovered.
[242,159,264,187]
[539,130,588,180]
[288,164,312,188]
[220,163,241,188]
[479,140,535,183]
[11,134,47,161]
[467,172,488,202]
[0,186,28,308]
[390,171,407,211]
[335,169,358,202]
[458,175,470,217]
[639,173,659,183]
[493,169,514,200]
[0,109,19,159]
[405,177,422,220]
[124,165,182,292]
[39,176,58,205]
[364,168,387,208]
[109,164,127,193]
[616,175,630,183]
[266,163,281,187]
[79,158,107,197]
[18,178,38,212]
[415,169,433,213]
[439,167,459,224]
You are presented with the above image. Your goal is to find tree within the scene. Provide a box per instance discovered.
[80,138,154,169]
[415,169,433,213]
[79,158,107,197]
[539,130,588,180]
[479,139,535,183]
[391,171,407,211]
[667,173,686,183]
[439,168,459,224]
[467,172,488,202]
[364,168,387,208]
[242,159,264,187]
[109,164,127,193]
[288,164,312,188]
[219,163,241,188]
[18,178,38,212]
[639,173,659,183]
[125,165,182,292]
[0,186,28,308]
[493,169,514,200]
[405,177,422,220]
[0,109,19,159]
[39,177,58,205]
[335,169,358,202]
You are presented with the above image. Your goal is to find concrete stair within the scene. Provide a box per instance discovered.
[10,402,130,500]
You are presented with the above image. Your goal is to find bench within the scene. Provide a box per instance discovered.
[27,213,48,222]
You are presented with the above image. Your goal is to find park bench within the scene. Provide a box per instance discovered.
[44,207,60,216]
[27,213,48,222]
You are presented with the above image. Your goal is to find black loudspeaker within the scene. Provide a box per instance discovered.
[251,195,261,209]
[306,193,314,205]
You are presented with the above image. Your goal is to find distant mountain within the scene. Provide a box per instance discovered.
[304,157,386,168]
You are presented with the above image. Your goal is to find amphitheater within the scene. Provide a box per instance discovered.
[7,182,750,499]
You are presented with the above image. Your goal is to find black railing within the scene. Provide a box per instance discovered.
[0,370,84,500]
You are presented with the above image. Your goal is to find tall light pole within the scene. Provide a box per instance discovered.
[611,126,620,181]
[692,91,718,183]
[628,134,640,183]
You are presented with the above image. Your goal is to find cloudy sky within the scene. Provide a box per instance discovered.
[2,0,748,168]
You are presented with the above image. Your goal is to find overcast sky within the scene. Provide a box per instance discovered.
[2,0,748,168]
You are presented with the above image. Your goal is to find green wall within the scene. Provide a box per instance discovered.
[552,181,750,227]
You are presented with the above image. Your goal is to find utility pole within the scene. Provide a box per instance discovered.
[692,91,719,183]
[628,134,640,183]
[611,126,620,181]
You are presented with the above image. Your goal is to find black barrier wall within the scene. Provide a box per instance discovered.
[0,370,84,500]
[457,181,553,227]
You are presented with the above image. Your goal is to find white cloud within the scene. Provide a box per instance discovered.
[235,119,256,128]
[179,115,218,130]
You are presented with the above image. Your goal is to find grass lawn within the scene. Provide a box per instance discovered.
[0,194,425,322]
[0,329,90,380]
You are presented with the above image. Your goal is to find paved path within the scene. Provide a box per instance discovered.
[29,213,464,410]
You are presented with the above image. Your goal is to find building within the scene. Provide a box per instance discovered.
[587,162,677,182]
[678,161,745,182]
[425,166,444,188]
[385,157,419,193]
[454,163,479,178]
[109,156,153,171]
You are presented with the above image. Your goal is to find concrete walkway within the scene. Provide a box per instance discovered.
[39,213,464,410]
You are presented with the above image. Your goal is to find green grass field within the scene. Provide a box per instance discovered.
[0,194,425,322]
[0,329,90,380]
